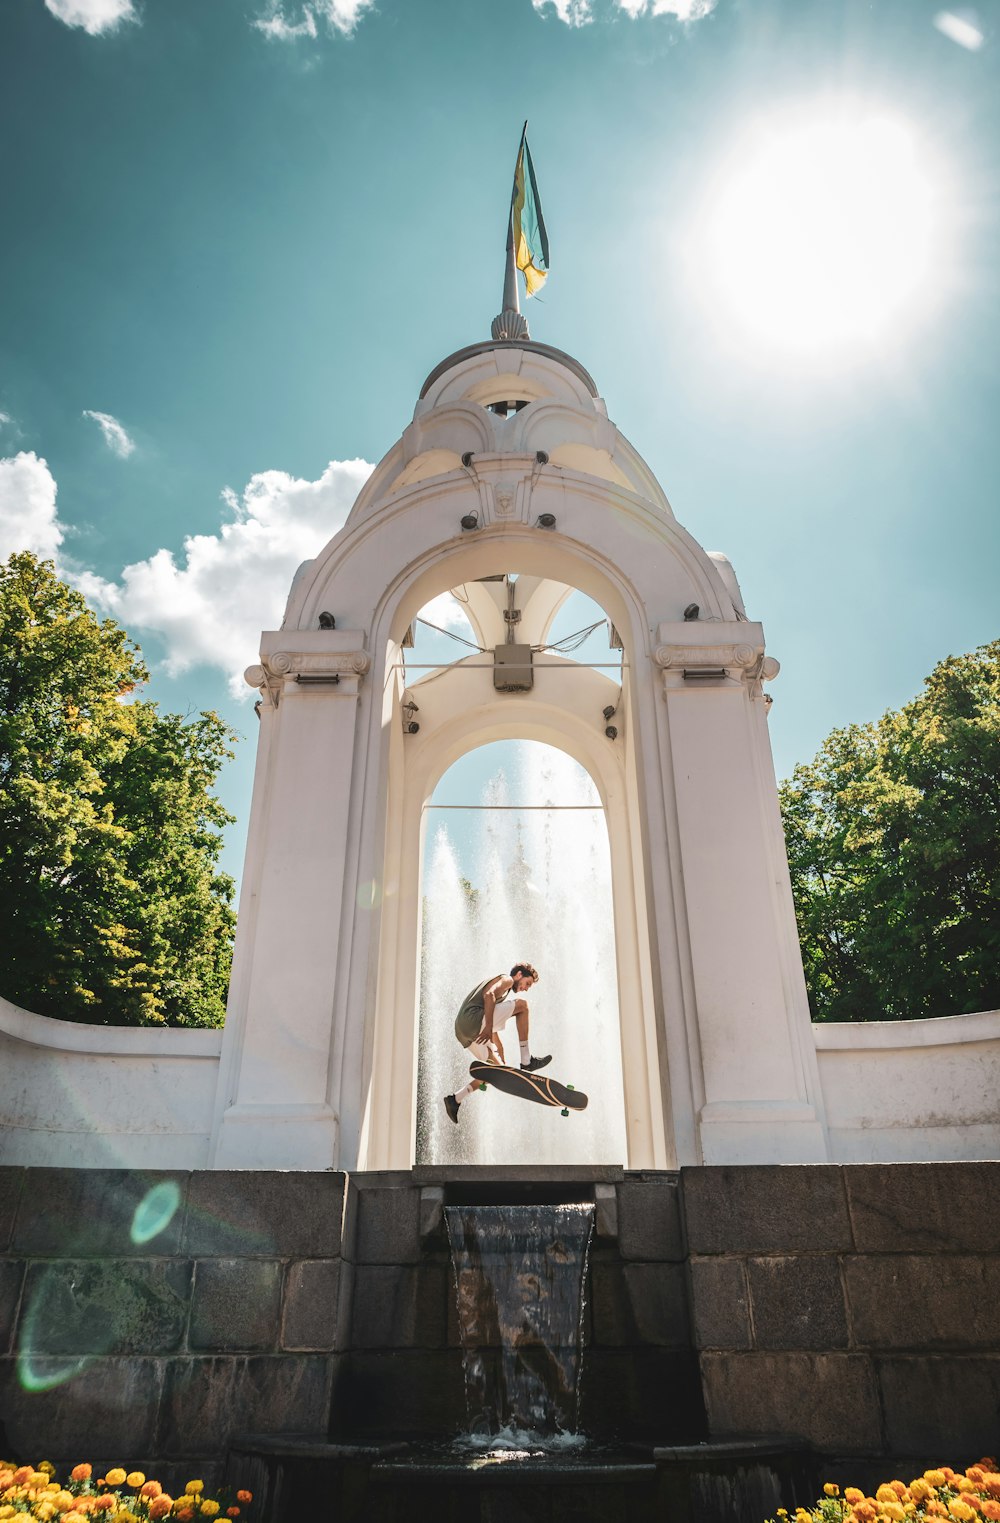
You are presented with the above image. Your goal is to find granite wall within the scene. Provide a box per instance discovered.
[0,1163,997,1478]
[0,1167,347,1484]
[684,1163,1000,1464]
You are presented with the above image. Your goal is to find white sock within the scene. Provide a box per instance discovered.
[454,1080,478,1103]
[519,1040,531,1065]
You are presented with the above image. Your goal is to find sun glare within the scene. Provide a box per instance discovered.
[697,105,945,361]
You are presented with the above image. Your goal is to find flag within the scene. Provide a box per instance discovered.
[509,126,550,297]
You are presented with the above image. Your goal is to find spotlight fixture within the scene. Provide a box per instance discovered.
[460,512,480,531]
[402,698,420,735]
[461,451,475,468]
[536,512,557,529]
[535,450,549,465]
[602,705,617,722]
[683,603,700,621]
[605,725,618,740]
[318,611,336,629]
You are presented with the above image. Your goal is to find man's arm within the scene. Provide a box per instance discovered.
[479,975,513,1058]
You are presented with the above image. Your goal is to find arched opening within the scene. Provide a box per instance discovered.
[416,740,628,1166]
[358,556,670,1173]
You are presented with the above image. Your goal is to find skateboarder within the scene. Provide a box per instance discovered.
[443,963,551,1124]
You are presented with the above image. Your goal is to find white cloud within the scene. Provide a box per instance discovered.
[43,0,137,36]
[0,414,11,427]
[419,592,476,633]
[253,0,374,40]
[254,8,318,39]
[649,0,717,15]
[616,0,717,14]
[75,458,373,697]
[82,410,136,459]
[531,0,593,24]
[933,10,984,49]
[0,452,66,563]
[536,0,716,19]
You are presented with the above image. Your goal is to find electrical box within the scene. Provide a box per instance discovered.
[493,644,534,692]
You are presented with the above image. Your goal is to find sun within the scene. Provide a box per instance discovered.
[694,103,945,360]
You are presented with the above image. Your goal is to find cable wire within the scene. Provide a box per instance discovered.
[534,618,607,654]
[415,616,488,652]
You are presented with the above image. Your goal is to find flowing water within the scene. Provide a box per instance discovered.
[417,743,627,1166]
[445,1203,595,1444]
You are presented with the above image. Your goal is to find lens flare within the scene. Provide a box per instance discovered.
[18,1183,183,1393]
[17,1269,94,1393]
[356,879,383,910]
[130,1180,182,1245]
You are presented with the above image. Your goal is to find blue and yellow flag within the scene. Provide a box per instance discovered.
[509,125,549,297]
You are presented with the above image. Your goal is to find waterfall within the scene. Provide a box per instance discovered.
[417,743,627,1166]
[445,1204,595,1444]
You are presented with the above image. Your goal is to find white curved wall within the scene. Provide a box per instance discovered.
[815,1009,1000,1161]
[0,996,221,1167]
[1,990,996,1167]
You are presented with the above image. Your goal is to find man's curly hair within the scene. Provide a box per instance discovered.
[510,963,539,983]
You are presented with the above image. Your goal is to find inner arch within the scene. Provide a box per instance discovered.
[416,740,628,1166]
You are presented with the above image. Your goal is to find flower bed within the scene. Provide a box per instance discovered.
[770,1463,1000,1523]
[0,1463,253,1522]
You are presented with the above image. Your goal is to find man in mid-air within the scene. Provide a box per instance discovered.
[443,963,550,1124]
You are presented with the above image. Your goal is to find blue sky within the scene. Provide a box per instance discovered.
[1,0,997,886]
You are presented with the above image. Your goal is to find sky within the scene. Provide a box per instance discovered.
[1,0,998,889]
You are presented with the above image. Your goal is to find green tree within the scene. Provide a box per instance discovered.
[780,640,1000,1022]
[0,552,236,1026]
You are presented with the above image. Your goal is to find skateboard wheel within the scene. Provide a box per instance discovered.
[567,1084,575,1090]
[561,1108,569,1117]
[479,1083,488,1091]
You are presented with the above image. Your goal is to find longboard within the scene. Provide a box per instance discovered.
[469,1060,589,1114]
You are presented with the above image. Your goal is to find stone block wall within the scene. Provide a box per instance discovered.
[684,1163,1000,1462]
[1,1162,998,1476]
[0,1168,347,1480]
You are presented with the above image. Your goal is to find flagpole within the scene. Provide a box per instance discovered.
[492,121,530,342]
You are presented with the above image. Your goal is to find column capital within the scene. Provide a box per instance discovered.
[246,631,371,702]
[654,621,779,694]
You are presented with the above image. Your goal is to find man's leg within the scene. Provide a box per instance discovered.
[515,1001,532,1065]
[444,1040,492,1123]
[515,1001,551,1071]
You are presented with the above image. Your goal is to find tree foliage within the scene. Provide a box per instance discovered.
[0,552,236,1026]
[780,640,1000,1022]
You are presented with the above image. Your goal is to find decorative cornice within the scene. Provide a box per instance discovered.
[653,621,779,696]
[245,646,371,703]
[655,642,763,671]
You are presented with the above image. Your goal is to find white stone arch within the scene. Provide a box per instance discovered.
[361,655,668,1171]
[214,339,829,1173]
[305,518,711,1171]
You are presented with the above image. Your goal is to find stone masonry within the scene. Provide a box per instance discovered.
[0,1163,997,1476]
[685,1163,1000,1461]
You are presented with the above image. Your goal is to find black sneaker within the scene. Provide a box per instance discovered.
[520,1054,552,1072]
[444,1094,460,1124]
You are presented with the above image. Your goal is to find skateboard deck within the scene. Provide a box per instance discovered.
[469,1061,589,1112]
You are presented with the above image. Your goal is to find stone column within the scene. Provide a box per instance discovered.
[212,632,370,1169]
[655,622,828,1164]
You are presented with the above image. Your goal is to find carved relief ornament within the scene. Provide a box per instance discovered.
[654,641,780,696]
[244,647,372,703]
